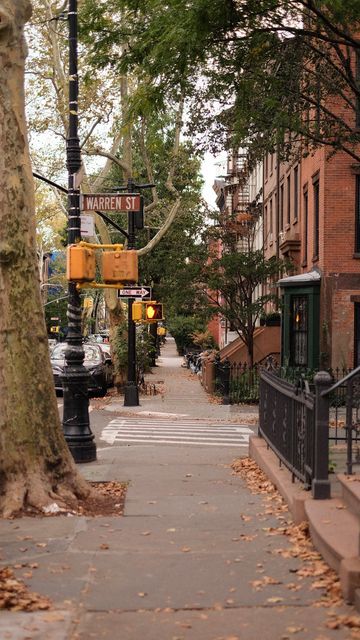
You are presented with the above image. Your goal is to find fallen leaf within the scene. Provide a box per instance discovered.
[267,597,284,603]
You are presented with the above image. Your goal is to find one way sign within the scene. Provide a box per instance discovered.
[118,286,152,299]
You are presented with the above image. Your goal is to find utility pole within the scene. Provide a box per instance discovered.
[62,0,96,462]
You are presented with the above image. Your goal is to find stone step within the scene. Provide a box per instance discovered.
[305,497,360,602]
[337,473,360,517]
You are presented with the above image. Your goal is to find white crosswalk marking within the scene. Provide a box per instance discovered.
[100,418,254,448]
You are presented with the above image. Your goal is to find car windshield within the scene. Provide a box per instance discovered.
[51,344,102,363]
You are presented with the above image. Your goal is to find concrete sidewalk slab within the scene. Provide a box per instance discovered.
[1,338,358,639]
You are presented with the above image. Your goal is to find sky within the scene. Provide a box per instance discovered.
[201,151,227,209]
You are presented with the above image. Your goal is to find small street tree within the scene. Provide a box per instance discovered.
[0,0,91,517]
[199,218,289,366]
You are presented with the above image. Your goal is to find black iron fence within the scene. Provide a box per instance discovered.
[322,367,360,474]
[214,359,353,408]
[258,365,360,494]
[259,370,331,498]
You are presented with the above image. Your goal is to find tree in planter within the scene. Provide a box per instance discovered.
[0,0,91,517]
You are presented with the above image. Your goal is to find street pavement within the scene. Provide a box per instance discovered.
[0,338,358,639]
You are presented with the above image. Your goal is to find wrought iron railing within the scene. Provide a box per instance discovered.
[259,370,331,499]
[322,366,360,474]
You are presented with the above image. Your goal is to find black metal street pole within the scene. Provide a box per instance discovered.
[124,178,139,406]
[62,0,96,461]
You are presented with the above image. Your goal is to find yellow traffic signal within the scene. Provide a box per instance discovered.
[50,326,60,333]
[145,302,163,322]
[67,245,96,282]
[102,249,138,284]
[132,302,143,321]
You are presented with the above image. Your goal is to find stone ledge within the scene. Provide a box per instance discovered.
[305,498,359,573]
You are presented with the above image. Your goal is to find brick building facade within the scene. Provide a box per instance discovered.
[264,145,360,369]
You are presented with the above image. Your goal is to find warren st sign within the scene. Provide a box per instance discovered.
[81,193,141,212]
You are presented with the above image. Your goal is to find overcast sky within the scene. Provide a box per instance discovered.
[201,151,226,209]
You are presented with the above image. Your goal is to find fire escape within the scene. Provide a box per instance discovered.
[224,150,257,252]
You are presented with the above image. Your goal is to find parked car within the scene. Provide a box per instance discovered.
[50,343,113,396]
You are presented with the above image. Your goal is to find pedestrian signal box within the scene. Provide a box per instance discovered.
[145,302,163,322]
[67,245,96,282]
[102,250,138,284]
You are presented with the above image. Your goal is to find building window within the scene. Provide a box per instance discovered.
[265,154,268,179]
[294,166,299,220]
[290,295,308,366]
[313,177,320,259]
[287,175,291,225]
[303,187,308,264]
[280,183,284,231]
[355,175,360,253]
[270,198,273,237]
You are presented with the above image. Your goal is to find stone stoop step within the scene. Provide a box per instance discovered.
[337,473,360,517]
[305,498,360,602]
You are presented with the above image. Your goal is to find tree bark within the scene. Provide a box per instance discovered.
[0,0,90,517]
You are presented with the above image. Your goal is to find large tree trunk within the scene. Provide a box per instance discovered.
[0,0,90,517]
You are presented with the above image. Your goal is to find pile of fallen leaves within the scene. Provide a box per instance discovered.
[232,457,360,636]
[76,481,127,517]
[0,566,50,611]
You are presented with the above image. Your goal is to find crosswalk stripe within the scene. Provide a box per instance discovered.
[100,418,253,448]
[108,420,253,432]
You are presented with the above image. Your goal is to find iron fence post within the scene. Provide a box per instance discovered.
[346,379,354,475]
[222,359,231,405]
[312,371,332,500]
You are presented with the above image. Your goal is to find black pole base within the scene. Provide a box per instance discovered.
[124,383,139,407]
[66,437,97,463]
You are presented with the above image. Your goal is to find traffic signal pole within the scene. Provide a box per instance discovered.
[122,179,154,407]
[124,179,139,406]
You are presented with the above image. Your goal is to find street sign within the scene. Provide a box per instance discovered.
[81,193,141,212]
[81,214,95,237]
[117,286,152,299]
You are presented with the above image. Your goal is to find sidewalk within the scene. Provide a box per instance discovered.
[0,339,358,639]
[105,337,259,423]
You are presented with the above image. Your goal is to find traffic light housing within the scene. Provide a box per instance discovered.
[145,302,163,322]
[67,245,96,282]
[102,249,138,284]
[132,302,143,321]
